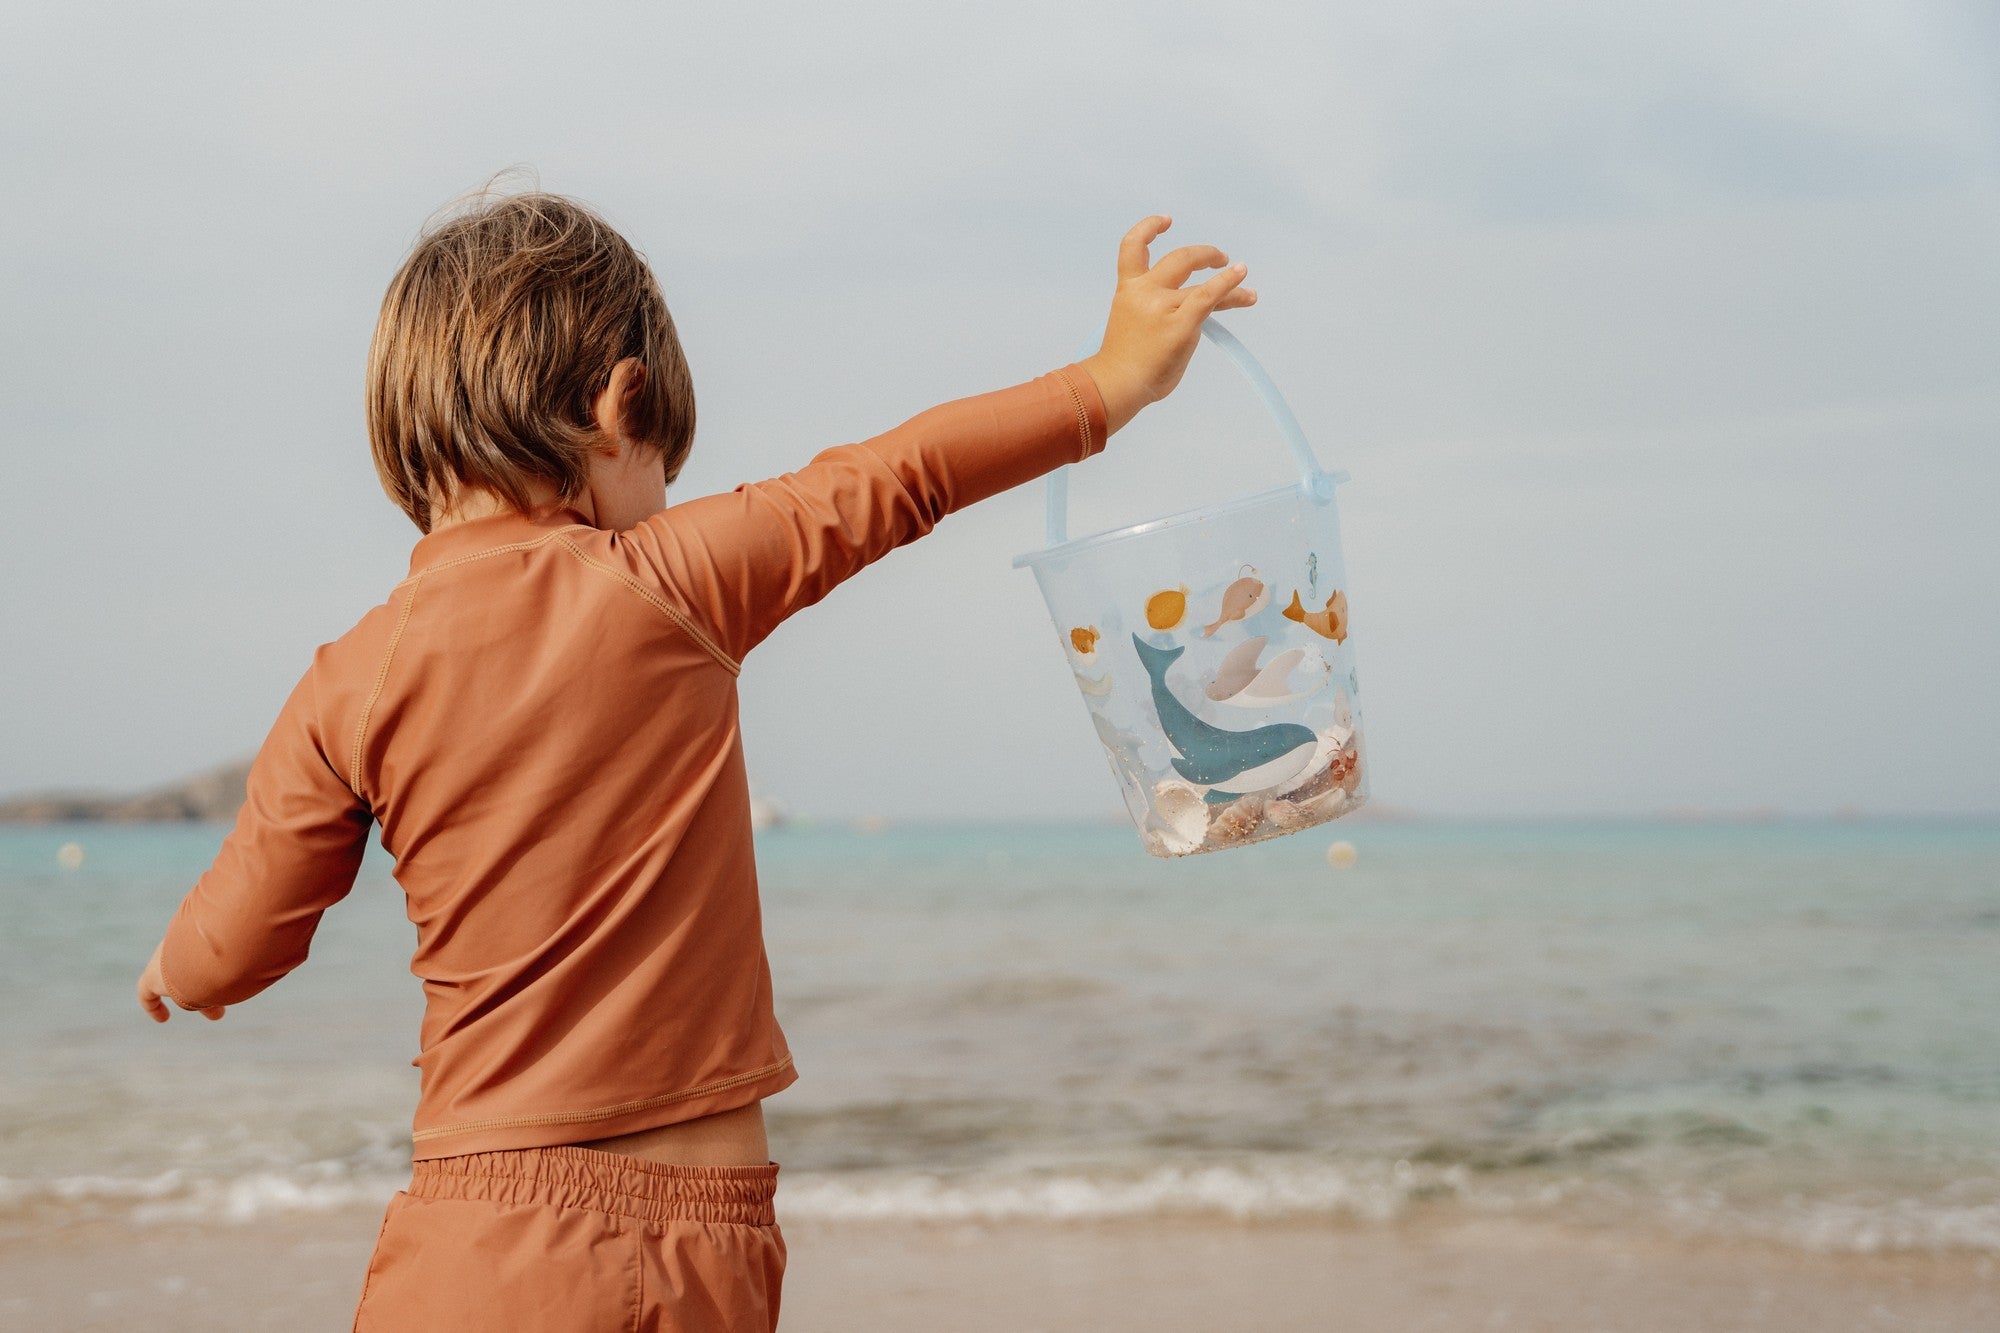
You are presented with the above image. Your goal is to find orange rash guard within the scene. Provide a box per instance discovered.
[158,363,1108,1159]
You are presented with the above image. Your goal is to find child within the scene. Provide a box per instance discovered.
[135,187,1255,1331]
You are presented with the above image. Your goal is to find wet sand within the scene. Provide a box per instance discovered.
[3,1208,1993,1331]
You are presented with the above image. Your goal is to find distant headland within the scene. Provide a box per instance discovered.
[0,758,253,824]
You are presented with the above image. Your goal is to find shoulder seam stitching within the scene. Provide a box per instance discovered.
[394,528,582,587]
[553,535,742,677]
[351,573,422,798]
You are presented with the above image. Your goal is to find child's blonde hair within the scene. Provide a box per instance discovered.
[367,181,696,533]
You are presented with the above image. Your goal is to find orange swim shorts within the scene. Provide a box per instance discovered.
[352,1146,785,1332]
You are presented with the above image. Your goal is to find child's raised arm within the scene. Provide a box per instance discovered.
[620,363,1106,664]
[620,215,1255,664]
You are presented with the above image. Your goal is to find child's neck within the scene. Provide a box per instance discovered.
[430,480,588,533]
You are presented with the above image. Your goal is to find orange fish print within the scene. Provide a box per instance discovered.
[1282,588,1348,642]
[1201,568,1269,637]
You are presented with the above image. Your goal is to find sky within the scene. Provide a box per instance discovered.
[2,1,1995,820]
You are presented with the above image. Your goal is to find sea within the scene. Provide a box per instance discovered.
[2,818,1996,1254]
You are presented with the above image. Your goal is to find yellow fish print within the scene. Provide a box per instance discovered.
[1146,586,1190,631]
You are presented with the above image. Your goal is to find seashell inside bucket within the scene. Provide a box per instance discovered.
[1149,780,1209,856]
[1205,794,1266,845]
[1267,787,1346,830]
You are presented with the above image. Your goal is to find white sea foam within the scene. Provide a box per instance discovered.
[774,1159,1466,1223]
[0,1166,410,1226]
[1779,1200,2000,1253]
[128,1171,411,1225]
[0,1159,1468,1227]
[778,1166,2000,1254]
[5,1158,1999,1254]
[0,1170,189,1207]
[1662,1187,2000,1254]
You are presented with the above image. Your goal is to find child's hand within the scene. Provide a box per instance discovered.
[137,940,225,1022]
[1079,214,1258,436]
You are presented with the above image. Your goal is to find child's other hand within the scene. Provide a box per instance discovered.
[137,940,224,1023]
[1079,214,1258,436]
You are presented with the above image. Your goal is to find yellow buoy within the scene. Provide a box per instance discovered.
[1325,839,1357,870]
[56,841,85,870]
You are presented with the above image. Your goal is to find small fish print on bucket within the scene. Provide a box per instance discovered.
[1015,319,1369,857]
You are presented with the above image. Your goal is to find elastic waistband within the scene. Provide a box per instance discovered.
[408,1145,778,1226]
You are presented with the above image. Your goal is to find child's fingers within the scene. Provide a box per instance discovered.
[1213,284,1259,311]
[1116,215,1172,280]
[201,1005,225,1021]
[1149,244,1230,291]
[1187,262,1250,314]
[139,985,168,1023]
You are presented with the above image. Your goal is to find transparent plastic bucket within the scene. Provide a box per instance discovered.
[1014,318,1369,857]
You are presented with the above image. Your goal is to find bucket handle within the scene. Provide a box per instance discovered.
[1043,317,1345,549]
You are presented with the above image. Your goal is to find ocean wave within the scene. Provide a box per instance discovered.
[7,1156,1999,1255]
[1661,1186,2000,1254]
[0,1158,1492,1227]
[777,1163,2000,1254]
[0,1165,409,1226]
[777,1159,1513,1224]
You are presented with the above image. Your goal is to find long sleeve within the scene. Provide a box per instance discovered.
[157,654,373,1010]
[623,361,1108,663]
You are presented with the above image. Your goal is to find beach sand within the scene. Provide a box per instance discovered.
[4,1208,1993,1331]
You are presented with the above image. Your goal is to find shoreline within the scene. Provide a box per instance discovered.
[4,1206,1993,1332]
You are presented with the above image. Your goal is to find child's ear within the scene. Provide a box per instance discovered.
[615,357,646,415]
[591,358,646,440]
[618,357,646,397]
